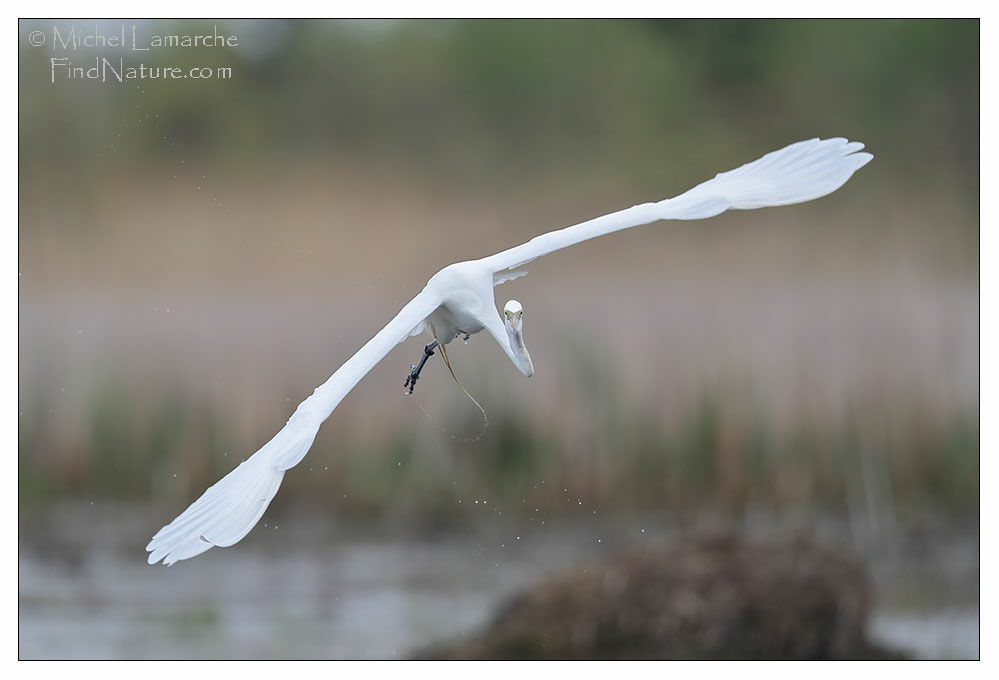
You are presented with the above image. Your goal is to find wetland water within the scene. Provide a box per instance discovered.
[19,502,978,659]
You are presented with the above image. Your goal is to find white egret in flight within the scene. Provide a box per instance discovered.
[147,137,872,565]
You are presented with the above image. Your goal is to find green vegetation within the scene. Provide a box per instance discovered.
[18,361,979,521]
[20,19,978,192]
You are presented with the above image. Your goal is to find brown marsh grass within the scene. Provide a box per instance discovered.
[18,161,978,521]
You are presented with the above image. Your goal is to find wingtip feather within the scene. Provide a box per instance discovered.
[853,151,874,168]
[146,453,286,566]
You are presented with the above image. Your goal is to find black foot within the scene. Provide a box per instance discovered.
[404,340,439,394]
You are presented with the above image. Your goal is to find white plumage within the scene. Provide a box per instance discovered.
[147,137,872,565]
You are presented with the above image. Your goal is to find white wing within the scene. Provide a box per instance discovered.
[146,288,442,565]
[482,138,872,273]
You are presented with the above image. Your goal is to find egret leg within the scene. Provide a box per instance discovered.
[404,340,439,395]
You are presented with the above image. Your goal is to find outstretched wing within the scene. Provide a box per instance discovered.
[146,287,442,566]
[482,138,872,274]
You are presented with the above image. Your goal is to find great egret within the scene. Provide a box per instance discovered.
[147,137,872,565]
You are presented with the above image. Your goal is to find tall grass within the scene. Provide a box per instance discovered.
[18,341,978,522]
[18,145,978,524]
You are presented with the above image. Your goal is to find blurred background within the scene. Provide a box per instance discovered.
[19,19,978,659]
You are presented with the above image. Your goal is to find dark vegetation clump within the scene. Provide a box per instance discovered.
[417,535,903,660]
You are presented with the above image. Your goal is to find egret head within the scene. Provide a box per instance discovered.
[504,299,524,331]
[503,300,533,377]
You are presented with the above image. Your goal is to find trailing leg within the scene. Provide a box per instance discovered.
[403,340,439,394]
